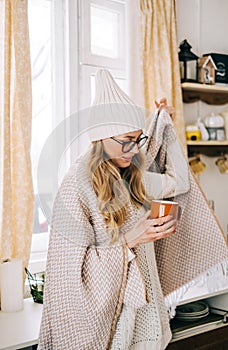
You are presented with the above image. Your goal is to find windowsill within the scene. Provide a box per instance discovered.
[0,298,42,350]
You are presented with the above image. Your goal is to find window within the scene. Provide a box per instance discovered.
[28,0,126,272]
[75,0,127,158]
[80,0,125,69]
[79,0,126,109]
[91,5,120,58]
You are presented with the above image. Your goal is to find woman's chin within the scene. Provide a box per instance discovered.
[112,157,132,168]
[117,160,132,168]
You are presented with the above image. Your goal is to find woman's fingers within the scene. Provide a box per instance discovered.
[125,213,177,248]
[154,219,176,233]
[150,214,174,226]
[145,215,177,241]
[146,224,176,241]
[155,98,175,120]
[155,97,167,108]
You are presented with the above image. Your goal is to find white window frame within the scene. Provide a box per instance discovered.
[80,0,125,70]
[29,0,71,273]
[78,0,126,110]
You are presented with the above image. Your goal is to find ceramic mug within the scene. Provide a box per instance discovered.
[151,200,181,220]
[215,156,228,174]
[189,156,206,175]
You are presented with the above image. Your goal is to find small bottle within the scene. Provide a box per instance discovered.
[185,125,201,141]
[197,120,209,141]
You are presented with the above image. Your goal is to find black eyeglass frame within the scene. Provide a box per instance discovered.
[110,135,149,153]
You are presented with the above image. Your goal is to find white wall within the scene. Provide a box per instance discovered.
[176,0,228,234]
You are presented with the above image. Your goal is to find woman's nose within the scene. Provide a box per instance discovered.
[130,143,139,154]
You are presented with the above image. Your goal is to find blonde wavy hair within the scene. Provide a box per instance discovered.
[87,140,151,242]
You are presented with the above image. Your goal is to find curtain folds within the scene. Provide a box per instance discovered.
[140,0,186,149]
[0,0,34,270]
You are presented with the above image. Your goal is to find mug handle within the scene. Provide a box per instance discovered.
[177,206,182,220]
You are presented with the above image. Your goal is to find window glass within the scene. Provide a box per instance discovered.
[91,3,120,58]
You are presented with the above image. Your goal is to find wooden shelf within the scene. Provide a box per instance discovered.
[187,141,228,146]
[182,82,228,94]
[187,140,228,157]
[182,82,228,105]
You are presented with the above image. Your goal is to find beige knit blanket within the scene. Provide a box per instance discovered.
[38,111,228,350]
[146,110,228,296]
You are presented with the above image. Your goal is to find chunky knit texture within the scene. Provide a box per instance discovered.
[38,111,228,350]
[88,69,146,141]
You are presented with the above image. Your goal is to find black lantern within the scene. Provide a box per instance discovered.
[178,39,199,83]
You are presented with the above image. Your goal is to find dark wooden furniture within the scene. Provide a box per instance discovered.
[167,323,228,350]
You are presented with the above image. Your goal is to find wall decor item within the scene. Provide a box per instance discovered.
[198,55,217,84]
[203,53,228,84]
[178,39,199,82]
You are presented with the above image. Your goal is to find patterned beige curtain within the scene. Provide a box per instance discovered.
[140,0,186,150]
[0,0,34,269]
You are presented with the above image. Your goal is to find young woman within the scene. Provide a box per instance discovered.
[38,69,190,349]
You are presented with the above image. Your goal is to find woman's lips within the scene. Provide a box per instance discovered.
[121,157,132,162]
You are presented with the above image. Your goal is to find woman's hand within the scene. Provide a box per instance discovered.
[155,97,175,120]
[124,210,177,249]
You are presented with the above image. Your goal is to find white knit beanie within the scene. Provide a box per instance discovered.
[88,69,145,141]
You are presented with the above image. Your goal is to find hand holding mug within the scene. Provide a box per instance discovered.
[124,210,177,249]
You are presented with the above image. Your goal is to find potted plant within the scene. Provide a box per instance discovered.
[25,268,45,304]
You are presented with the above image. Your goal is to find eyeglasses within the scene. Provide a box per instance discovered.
[110,134,148,153]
